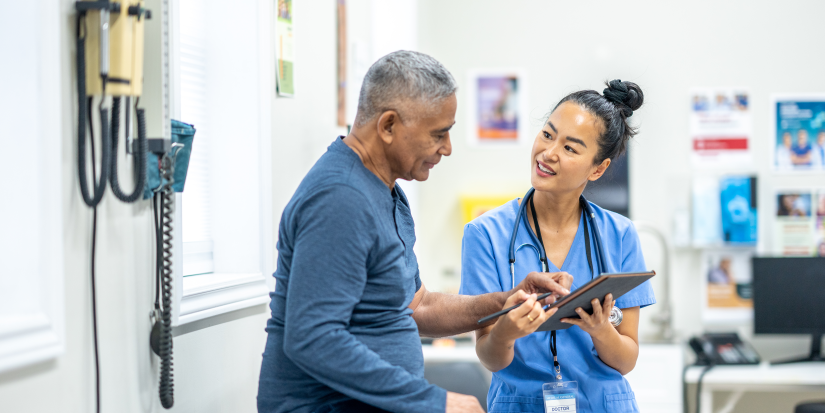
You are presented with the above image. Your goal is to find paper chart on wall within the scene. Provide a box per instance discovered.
[466,69,529,146]
[275,0,294,97]
[691,175,758,247]
[773,190,825,256]
[772,96,825,172]
[701,250,753,323]
[690,88,752,168]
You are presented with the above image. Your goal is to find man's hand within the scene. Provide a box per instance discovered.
[446,392,484,413]
[512,271,573,306]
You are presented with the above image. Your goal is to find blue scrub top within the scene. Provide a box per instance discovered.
[460,198,656,413]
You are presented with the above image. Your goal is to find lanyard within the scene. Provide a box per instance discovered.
[528,194,596,381]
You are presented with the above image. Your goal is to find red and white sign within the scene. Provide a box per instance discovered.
[690,89,753,167]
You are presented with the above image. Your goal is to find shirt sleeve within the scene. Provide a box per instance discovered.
[615,222,657,309]
[459,223,504,296]
[282,185,446,413]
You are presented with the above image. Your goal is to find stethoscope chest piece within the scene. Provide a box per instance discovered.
[609,306,623,327]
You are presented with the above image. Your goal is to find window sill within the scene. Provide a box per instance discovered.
[176,272,270,326]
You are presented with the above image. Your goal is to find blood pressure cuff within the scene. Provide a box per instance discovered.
[143,120,196,199]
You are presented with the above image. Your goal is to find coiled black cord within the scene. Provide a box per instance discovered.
[109,97,148,202]
[76,13,111,208]
[158,155,175,409]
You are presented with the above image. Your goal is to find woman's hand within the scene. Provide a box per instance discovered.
[490,290,558,344]
[560,293,615,339]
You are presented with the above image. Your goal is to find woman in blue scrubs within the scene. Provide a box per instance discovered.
[460,80,655,413]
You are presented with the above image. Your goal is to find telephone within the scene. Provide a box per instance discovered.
[688,333,761,365]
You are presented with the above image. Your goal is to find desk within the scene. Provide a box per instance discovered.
[421,344,479,363]
[684,363,825,413]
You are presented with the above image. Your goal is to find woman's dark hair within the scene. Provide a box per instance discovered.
[552,79,644,164]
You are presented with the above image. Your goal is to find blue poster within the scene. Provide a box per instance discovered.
[775,100,825,171]
[720,177,757,244]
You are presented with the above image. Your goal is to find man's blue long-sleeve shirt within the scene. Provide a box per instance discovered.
[257,137,446,413]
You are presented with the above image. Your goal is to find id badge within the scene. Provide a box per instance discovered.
[543,381,578,413]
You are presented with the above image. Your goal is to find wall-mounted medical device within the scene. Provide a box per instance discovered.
[76,0,150,206]
[74,2,180,411]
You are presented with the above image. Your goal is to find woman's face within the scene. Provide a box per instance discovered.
[530,102,610,195]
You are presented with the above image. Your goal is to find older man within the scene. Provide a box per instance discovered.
[257,51,571,413]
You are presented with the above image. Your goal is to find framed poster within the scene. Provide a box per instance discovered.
[689,88,752,167]
[772,95,825,172]
[275,0,294,97]
[701,250,754,323]
[691,175,758,246]
[773,189,825,256]
[336,0,346,126]
[466,69,529,146]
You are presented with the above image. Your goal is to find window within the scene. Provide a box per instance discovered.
[171,0,273,326]
[180,0,214,276]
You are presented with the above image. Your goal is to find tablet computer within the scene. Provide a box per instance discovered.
[536,271,655,332]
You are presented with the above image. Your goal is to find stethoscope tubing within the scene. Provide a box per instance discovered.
[508,188,609,289]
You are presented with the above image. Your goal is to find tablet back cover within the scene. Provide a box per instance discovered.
[536,272,655,332]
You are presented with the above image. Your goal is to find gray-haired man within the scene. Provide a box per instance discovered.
[257,51,571,413]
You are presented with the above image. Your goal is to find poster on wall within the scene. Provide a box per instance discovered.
[692,175,758,246]
[690,88,752,167]
[466,69,528,146]
[701,251,753,323]
[336,0,346,125]
[772,96,825,171]
[460,194,522,224]
[818,192,825,256]
[773,190,825,256]
[275,0,294,97]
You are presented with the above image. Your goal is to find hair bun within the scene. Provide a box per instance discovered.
[602,79,644,117]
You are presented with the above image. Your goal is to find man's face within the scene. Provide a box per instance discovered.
[719,258,732,272]
[818,131,825,145]
[387,94,456,182]
[783,195,796,210]
[798,130,809,146]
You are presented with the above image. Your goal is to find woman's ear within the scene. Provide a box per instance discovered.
[588,157,611,182]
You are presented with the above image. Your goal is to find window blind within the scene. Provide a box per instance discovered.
[179,0,213,276]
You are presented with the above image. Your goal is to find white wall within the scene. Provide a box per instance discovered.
[272,3,348,231]
[415,1,825,411]
[0,1,345,412]
[345,0,423,234]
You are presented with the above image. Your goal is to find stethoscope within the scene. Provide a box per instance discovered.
[507,187,609,290]
[508,187,619,380]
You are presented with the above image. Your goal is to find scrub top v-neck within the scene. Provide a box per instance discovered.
[460,198,656,413]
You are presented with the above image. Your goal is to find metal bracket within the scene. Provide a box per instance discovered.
[75,1,121,13]
[147,138,171,155]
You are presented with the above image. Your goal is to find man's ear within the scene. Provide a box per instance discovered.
[588,157,611,182]
[376,110,399,145]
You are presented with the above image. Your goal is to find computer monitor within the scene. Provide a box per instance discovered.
[752,257,825,364]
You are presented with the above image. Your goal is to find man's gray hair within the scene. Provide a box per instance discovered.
[354,50,457,127]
